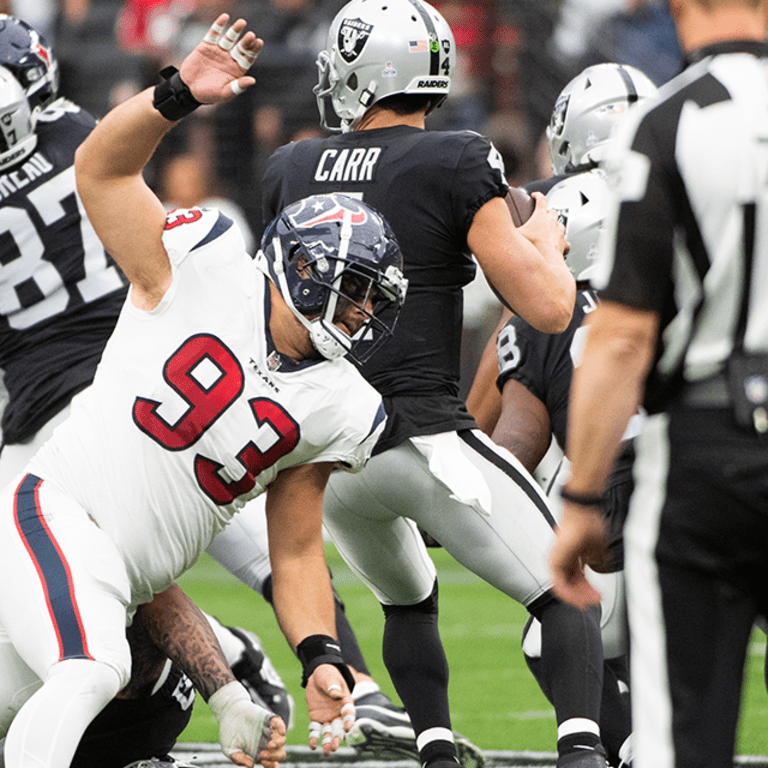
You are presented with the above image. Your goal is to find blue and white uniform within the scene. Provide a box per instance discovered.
[0,207,385,700]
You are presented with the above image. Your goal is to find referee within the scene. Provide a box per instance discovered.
[549,1,768,767]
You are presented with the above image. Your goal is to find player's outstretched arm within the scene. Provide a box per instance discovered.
[469,193,575,334]
[265,463,356,755]
[140,585,287,768]
[74,14,262,311]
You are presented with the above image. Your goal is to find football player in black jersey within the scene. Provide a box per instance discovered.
[492,171,636,768]
[465,64,659,768]
[255,2,624,767]
[0,13,405,767]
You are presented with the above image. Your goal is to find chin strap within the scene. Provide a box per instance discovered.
[259,214,359,362]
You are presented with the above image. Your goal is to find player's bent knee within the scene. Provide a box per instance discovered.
[49,657,125,700]
[525,589,561,621]
[381,579,438,617]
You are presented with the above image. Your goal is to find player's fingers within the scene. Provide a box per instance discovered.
[308,720,322,750]
[341,702,355,730]
[227,749,255,767]
[230,77,256,96]
[218,21,242,51]
[230,33,261,69]
[203,14,229,44]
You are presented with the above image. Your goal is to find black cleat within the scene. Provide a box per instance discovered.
[347,692,485,768]
[227,626,294,729]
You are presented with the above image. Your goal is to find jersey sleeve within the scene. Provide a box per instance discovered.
[496,316,561,401]
[450,133,510,235]
[496,309,579,451]
[300,370,387,474]
[333,399,387,473]
[161,207,244,268]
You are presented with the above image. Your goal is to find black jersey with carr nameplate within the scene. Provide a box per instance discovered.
[261,125,509,452]
[0,99,127,446]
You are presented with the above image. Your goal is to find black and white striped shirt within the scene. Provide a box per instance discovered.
[594,40,768,413]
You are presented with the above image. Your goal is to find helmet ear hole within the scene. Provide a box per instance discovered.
[347,73,358,91]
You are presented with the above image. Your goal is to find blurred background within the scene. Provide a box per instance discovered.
[2,0,684,396]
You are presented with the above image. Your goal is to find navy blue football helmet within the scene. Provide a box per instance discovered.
[258,193,407,364]
[0,15,58,115]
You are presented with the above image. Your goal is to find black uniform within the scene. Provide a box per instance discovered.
[596,40,768,767]
[261,126,505,452]
[0,99,127,447]
[497,286,634,568]
[262,124,608,765]
[496,287,633,768]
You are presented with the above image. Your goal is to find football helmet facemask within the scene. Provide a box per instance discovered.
[257,193,408,364]
[546,63,657,175]
[545,169,611,284]
[0,15,58,115]
[315,0,456,132]
[0,65,38,170]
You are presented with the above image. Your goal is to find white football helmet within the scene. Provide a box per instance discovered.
[546,63,658,175]
[545,170,611,283]
[0,65,38,170]
[315,0,456,132]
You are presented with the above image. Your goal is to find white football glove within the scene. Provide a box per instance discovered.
[208,680,273,759]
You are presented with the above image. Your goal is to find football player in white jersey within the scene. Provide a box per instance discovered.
[0,12,405,744]
[0,14,407,768]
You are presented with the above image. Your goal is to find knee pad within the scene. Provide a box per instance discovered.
[381,579,438,618]
[49,657,125,701]
[526,589,560,621]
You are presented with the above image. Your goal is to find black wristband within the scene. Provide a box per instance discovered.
[560,486,604,507]
[296,634,355,691]
[153,66,202,121]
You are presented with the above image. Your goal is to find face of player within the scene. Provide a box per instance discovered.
[331,272,377,339]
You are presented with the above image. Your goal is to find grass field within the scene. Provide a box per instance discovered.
[176,545,768,757]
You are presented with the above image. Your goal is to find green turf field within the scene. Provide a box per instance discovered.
[176,545,768,757]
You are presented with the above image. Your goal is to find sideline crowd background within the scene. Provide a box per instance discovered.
[2,0,684,401]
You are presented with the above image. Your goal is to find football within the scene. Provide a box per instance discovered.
[506,186,536,227]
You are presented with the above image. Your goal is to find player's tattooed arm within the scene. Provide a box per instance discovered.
[139,583,236,702]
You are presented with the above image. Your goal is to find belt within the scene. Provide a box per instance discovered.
[679,373,730,407]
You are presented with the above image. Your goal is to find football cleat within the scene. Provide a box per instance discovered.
[348,692,485,768]
[122,758,196,768]
[555,750,610,768]
[227,626,295,729]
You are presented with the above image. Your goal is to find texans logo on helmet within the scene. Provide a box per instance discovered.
[291,197,368,229]
[338,18,373,63]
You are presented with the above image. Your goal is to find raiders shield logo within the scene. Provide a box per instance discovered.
[550,93,570,137]
[338,18,373,63]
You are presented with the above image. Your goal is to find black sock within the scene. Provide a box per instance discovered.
[535,597,604,725]
[599,656,632,767]
[381,581,452,737]
[334,595,370,676]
